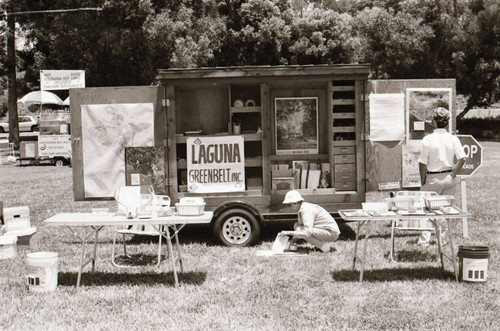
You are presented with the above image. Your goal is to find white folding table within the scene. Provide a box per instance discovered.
[43,212,213,288]
[338,208,470,282]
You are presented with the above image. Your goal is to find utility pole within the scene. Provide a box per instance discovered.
[4,7,102,149]
[6,10,19,148]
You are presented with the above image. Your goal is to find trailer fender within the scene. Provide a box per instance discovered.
[212,200,262,247]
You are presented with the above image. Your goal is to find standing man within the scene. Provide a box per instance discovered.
[418,107,466,245]
[281,190,340,252]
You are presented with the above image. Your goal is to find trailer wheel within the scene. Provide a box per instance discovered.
[213,208,260,247]
[54,159,65,167]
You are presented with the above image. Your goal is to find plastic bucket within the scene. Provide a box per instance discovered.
[26,252,58,292]
[458,246,489,283]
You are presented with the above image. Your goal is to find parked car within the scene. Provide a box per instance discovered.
[0,116,39,133]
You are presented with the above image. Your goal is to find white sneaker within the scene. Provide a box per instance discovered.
[320,243,334,252]
[417,238,430,247]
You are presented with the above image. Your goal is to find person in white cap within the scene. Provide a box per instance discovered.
[418,107,466,246]
[281,190,340,252]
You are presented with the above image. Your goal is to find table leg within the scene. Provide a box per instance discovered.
[70,227,102,289]
[353,221,361,270]
[360,232,369,282]
[446,219,458,282]
[434,219,445,269]
[173,225,184,272]
[91,226,101,272]
[165,226,179,288]
[77,234,87,289]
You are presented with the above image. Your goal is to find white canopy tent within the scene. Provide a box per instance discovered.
[18,91,64,105]
[63,96,70,106]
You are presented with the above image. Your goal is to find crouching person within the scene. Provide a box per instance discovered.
[282,190,340,252]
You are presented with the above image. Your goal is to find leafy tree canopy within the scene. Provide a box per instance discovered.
[0,0,498,114]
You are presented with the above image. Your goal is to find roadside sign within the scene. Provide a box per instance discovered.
[40,70,85,91]
[457,135,482,176]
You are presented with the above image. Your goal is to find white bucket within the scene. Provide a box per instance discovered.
[26,252,58,292]
[0,235,18,259]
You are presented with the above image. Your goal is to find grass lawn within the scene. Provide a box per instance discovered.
[1,142,499,330]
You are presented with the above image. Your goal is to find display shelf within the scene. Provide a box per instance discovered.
[331,80,357,192]
[230,106,261,113]
[245,156,262,167]
[332,126,356,133]
[176,133,262,144]
[271,188,336,195]
[332,112,355,119]
[332,99,355,105]
[332,139,356,147]
[331,85,355,92]
[270,154,329,162]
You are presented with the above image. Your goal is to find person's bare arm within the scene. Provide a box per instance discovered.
[419,162,428,186]
[451,157,466,178]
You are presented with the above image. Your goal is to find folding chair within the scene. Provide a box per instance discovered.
[111,185,164,268]
[0,141,15,166]
[390,190,438,263]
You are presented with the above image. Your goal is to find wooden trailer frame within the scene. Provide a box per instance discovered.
[70,65,457,246]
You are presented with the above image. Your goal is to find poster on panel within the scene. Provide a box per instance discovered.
[187,136,245,193]
[275,97,318,155]
[125,146,167,195]
[402,140,422,188]
[369,93,405,141]
[406,88,452,140]
[81,103,154,198]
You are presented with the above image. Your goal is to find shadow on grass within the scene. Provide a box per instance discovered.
[260,222,357,242]
[59,222,357,247]
[58,269,207,287]
[330,266,455,282]
[384,249,440,263]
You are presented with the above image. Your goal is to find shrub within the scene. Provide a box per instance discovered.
[457,117,500,141]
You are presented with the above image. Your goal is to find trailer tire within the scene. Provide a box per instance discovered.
[213,208,260,247]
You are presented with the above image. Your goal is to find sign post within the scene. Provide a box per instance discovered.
[457,135,483,238]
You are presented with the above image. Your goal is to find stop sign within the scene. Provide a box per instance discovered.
[457,135,482,176]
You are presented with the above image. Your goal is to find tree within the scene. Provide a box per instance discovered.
[288,7,358,64]
[4,0,154,88]
[216,0,292,66]
[353,7,434,78]
[144,1,225,69]
[453,0,500,118]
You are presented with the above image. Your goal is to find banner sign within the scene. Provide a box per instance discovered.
[38,135,71,158]
[81,103,154,198]
[40,70,85,90]
[187,136,245,193]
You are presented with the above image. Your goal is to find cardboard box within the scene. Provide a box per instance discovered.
[271,169,293,177]
[20,141,38,158]
[272,177,294,191]
[3,206,31,232]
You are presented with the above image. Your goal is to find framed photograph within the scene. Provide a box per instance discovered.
[125,146,167,195]
[406,88,452,140]
[275,97,318,155]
